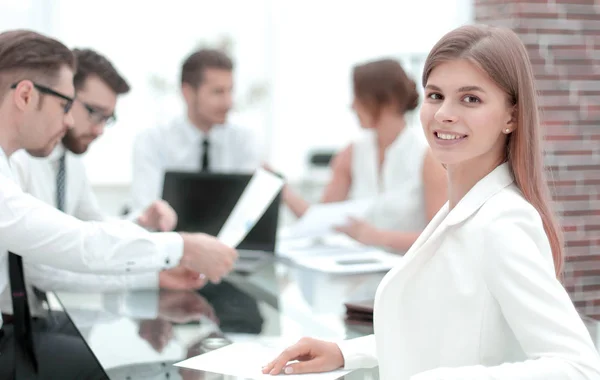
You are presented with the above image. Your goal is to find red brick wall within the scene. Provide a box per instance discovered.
[475,0,600,317]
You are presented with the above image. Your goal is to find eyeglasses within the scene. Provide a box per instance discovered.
[79,101,116,126]
[10,82,75,114]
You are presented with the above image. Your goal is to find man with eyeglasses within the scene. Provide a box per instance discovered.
[0,30,238,379]
[7,47,209,309]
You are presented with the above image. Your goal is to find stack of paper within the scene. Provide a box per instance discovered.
[290,249,401,274]
[285,199,374,239]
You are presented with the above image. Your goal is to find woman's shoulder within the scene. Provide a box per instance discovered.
[479,184,542,224]
[464,184,548,251]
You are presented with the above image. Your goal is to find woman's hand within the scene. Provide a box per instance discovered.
[262,337,344,375]
[335,217,381,246]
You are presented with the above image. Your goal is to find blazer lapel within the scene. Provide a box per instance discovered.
[444,163,515,227]
[388,163,516,285]
[403,202,450,260]
[388,204,453,283]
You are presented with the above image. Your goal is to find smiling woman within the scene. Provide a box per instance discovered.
[420,28,564,276]
[261,24,600,380]
[421,60,513,170]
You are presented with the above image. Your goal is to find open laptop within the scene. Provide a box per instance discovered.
[161,171,281,273]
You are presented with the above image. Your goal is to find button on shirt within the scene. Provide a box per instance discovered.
[0,147,183,328]
[130,118,263,212]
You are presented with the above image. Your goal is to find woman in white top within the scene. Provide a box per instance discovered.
[281,59,447,253]
[263,24,600,379]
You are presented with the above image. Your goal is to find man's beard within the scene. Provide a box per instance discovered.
[61,129,90,155]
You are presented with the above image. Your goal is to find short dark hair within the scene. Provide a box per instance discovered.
[0,30,76,101]
[181,48,233,87]
[353,59,419,120]
[72,48,130,94]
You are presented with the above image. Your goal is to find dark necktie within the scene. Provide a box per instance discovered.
[56,154,66,211]
[201,138,210,172]
[5,156,68,377]
[9,252,39,376]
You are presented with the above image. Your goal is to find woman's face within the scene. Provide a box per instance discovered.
[420,59,515,169]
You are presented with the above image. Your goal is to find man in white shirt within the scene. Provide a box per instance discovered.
[130,48,263,212]
[9,48,200,301]
[0,30,237,378]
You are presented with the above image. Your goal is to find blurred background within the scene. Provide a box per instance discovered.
[0,0,472,205]
[1,0,599,316]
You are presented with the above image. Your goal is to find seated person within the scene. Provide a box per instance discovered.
[6,49,204,321]
[277,59,447,254]
[0,30,235,380]
[129,48,263,212]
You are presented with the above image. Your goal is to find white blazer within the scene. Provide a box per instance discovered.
[338,163,600,380]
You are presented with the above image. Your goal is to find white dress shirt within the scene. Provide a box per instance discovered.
[338,163,600,379]
[11,145,107,222]
[130,117,263,212]
[351,126,429,237]
[4,146,159,306]
[0,147,183,328]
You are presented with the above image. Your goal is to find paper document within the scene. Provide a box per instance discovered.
[277,232,374,260]
[286,199,374,239]
[292,249,401,274]
[217,168,284,248]
[174,342,352,379]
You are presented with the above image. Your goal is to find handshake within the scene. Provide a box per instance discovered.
[136,200,239,290]
[159,232,238,290]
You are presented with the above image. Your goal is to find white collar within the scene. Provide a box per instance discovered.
[47,144,67,162]
[179,117,226,143]
[445,162,515,226]
[0,146,10,170]
[0,146,17,182]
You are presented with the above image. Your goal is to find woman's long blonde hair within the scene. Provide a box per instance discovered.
[422,24,564,277]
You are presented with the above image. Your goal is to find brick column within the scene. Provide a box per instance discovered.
[475,0,600,317]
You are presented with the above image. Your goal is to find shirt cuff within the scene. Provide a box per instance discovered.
[125,208,143,224]
[150,232,184,270]
[336,335,378,370]
[127,272,160,290]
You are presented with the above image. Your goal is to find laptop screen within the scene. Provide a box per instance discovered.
[161,171,281,252]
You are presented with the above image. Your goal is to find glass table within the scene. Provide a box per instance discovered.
[51,256,600,379]
[50,258,385,379]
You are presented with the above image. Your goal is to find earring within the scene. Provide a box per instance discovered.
[504,128,511,134]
